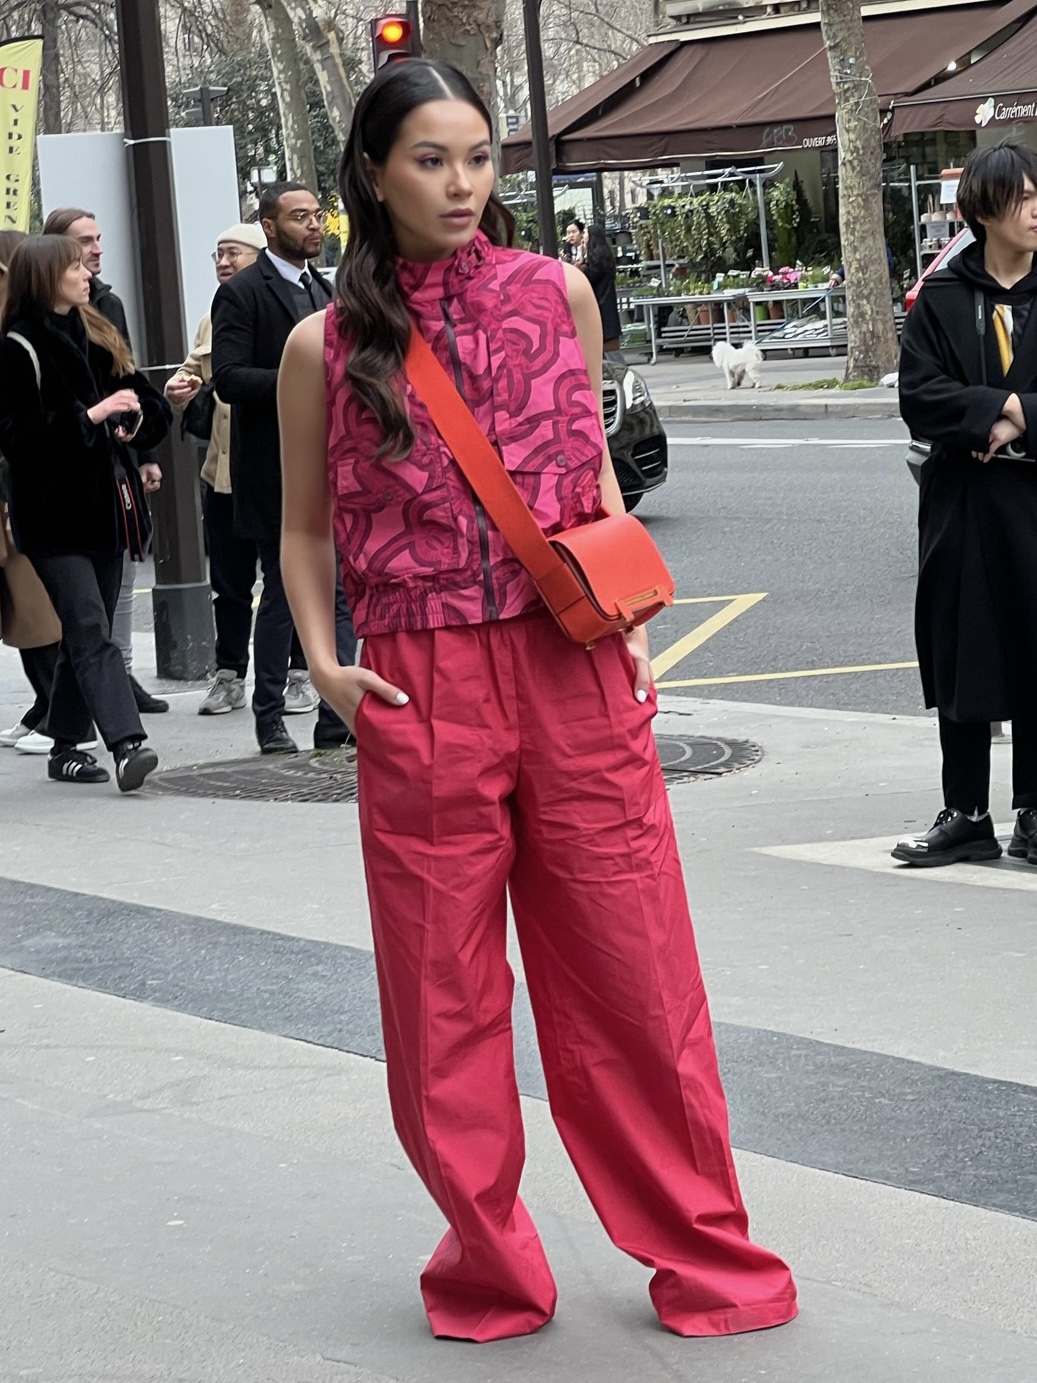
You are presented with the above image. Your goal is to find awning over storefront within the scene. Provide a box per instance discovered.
[890,10,1037,134]
[501,0,1037,173]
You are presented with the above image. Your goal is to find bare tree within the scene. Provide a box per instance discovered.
[421,0,505,122]
[819,0,898,382]
[277,0,355,139]
[254,0,319,191]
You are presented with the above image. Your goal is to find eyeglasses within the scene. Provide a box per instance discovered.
[211,246,248,263]
[285,210,325,226]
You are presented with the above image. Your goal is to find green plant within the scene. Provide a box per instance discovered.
[767,179,801,267]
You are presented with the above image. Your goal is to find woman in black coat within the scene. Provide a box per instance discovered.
[0,235,172,790]
[582,225,622,354]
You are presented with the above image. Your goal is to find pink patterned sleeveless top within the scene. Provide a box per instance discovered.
[324,231,604,637]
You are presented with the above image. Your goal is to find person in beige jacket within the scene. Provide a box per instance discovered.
[167,223,318,717]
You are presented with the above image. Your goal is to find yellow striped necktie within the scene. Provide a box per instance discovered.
[993,303,1014,375]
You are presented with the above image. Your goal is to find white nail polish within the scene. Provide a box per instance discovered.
[635,689,648,703]
[395,692,409,705]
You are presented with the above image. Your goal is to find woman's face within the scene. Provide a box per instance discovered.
[566,223,582,244]
[55,257,92,311]
[367,98,495,262]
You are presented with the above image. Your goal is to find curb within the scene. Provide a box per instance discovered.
[656,396,900,423]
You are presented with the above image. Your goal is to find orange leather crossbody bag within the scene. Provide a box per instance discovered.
[405,329,674,648]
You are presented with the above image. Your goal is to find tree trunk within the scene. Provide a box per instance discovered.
[819,0,899,383]
[276,0,355,143]
[39,0,62,134]
[254,0,319,194]
[421,0,506,131]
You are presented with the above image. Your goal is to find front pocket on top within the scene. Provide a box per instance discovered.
[334,438,470,584]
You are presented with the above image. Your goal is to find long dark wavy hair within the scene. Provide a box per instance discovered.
[584,225,616,281]
[336,59,514,457]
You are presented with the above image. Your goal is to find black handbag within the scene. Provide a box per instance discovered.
[182,380,217,442]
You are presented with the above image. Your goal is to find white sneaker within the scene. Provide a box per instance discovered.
[0,721,32,746]
[199,669,247,716]
[15,731,99,755]
[283,669,319,714]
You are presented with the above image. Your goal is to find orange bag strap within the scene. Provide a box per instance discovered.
[404,327,570,585]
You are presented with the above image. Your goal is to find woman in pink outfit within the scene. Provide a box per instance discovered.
[279,58,797,1345]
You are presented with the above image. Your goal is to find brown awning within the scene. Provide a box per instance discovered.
[501,0,1037,173]
[890,10,1037,134]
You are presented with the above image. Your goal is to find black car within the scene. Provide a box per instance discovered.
[602,359,669,511]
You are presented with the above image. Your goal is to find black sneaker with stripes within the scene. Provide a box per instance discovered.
[114,740,158,793]
[47,747,110,785]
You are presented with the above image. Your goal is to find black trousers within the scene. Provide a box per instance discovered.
[203,486,257,680]
[203,487,311,680]
[940,712,1037,814]
[17,642,60,731]
[31,552,144,750]
[253,538,357,728]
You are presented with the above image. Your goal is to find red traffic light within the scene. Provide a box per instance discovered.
[370,15,419,69]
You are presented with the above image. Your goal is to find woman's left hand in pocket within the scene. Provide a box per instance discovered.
[624,624,653,703]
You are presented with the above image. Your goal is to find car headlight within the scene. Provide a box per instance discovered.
[623,369,651,411]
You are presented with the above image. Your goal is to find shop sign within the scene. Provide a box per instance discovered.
[975,95,1037,127]
[760,123,837,150]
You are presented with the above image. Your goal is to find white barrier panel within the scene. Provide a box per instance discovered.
[38,125,241,363]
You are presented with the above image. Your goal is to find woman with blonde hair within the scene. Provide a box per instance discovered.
[0,236,172,790]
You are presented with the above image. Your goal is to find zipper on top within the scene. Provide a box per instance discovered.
[440,300,499,622]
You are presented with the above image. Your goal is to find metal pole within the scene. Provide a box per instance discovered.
[115,0,214,679]
[522,0,557,258]
[910,164,923,281]
[756,173,770,271]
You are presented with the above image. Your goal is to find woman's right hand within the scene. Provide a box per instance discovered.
[311,665,409,735]
[165,376,201,405]
[88,389,141,425]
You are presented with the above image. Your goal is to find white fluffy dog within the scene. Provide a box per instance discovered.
[711,341,763,390]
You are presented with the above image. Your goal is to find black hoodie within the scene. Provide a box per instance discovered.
[899,242,1037,458]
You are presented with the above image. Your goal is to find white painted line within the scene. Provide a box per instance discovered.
[668,437,907,448]
[756,827,1037,893]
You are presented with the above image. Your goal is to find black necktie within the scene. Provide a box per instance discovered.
[299,271,318,311]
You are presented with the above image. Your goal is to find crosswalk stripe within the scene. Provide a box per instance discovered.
[756,828,1037,893]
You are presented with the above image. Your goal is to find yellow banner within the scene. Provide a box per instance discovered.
[0,37,43,233]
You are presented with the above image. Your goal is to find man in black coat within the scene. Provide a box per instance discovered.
[895,142,1037,868]
[212,180,356,754]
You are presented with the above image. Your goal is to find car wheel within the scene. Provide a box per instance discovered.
[622,491,644,512]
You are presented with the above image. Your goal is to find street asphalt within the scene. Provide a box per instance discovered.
[1,410,1035,1381]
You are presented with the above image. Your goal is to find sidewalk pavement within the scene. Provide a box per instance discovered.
[1,628,1035,1382]
[626,350,901,422]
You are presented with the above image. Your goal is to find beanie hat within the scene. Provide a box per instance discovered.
[216,222,267,251]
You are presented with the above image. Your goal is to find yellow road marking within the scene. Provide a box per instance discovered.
[657,660,919,689]
[651,593,768,680]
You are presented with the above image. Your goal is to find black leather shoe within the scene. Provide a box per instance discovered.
[313,725,356,751]
[130,676,169,714]
[47,747,110,785]
[891,809,1002,867]
[257,716,298,755]
[1008,808,1037,860]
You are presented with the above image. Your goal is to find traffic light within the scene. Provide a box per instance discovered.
[370,15,419,70]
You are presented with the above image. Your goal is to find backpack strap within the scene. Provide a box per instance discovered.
[7,332,41,389]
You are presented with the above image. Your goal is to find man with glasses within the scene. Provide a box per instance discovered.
[212,183,355,754]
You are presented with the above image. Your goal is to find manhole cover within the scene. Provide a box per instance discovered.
[150,736,761,804]
[654,735,762,784]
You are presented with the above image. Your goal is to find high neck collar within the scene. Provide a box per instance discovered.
[396,231,491,309]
